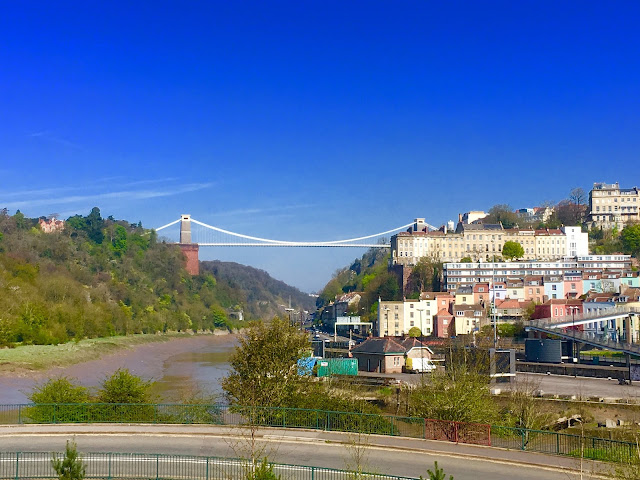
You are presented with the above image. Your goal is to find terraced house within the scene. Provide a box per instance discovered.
[390,219,588,265]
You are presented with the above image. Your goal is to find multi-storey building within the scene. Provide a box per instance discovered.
[443,255,631,292]
[377,298,437,337]
[589,182,640,229]
[391,220,588,265]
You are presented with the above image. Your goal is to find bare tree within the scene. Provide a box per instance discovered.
[569,188,586,206]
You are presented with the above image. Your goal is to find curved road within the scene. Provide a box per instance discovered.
[0,425,606,480]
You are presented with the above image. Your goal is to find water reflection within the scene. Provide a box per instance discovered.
[152,348,234,402]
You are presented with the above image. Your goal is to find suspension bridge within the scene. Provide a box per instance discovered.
[155,215,434,248]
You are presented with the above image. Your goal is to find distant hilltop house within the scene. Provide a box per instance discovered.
[516,206,554,223]
[38,217,65,233]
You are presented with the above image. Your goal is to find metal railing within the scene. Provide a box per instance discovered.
[529,306,640,328]
[526,323,640,355]
[0,451,418,480]
[0,403,637,464]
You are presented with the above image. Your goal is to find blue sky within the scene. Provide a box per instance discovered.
[2,2,639,293]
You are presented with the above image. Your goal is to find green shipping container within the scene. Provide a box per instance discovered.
[316,358,358,377]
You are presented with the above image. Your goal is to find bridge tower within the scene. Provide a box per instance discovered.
[179,214,199,275]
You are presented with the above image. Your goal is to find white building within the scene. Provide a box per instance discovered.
[391,220,590,266]
[589,182,640,229]
[443,255,631,291]
[377,298,437,337]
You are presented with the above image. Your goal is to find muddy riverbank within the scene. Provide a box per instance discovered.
[0,333,237,404]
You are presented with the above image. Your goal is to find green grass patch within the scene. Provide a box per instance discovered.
[569,446,635,463]
[581,349,625,357]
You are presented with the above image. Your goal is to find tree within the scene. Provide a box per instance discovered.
[504,377,549,432]
[502,241,524,260]
[28,377,91,423]
[51,440,86,480]
[569,187,586,207]
[555,199,585,226]
[408,326,422,337]
[421,462,453,480]
[110,225,128,256]
[405,257,442,296]
[485,204,518,229]
[29,377,90,404]
[409,364,497,424]
[621,224,640,257]
[248,458,281,480]
[96,368,153,404]
[222,317,310,407]
[86,207,104,244]
[460,256,472,263]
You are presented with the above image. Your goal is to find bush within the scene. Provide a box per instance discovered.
[51,440,86,480]
[29,377,90,404]
[246,458,280,480]
[27,378,90,423]
[96,368,153,404]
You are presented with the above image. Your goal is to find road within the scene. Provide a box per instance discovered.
[0,424,608,480]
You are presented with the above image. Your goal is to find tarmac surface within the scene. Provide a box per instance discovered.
[0,424,610,479]
[360,369,640,401]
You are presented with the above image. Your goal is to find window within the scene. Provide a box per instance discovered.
[410,312,414,318]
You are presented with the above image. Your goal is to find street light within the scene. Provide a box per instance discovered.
[491,267,497,349]
[285,308,294,327]
[569,305,579,377]
[416,307,425,382]
[383,306,390,337]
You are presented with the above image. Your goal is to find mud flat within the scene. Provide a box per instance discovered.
[0,332,237,404]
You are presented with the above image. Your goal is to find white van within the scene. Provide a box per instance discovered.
[407,357,437,373]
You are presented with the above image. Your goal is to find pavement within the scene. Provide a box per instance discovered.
[0,424,611,479]
[512,372,640,401]
[360,369,640,401]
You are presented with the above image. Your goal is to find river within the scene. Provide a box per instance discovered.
[0,334,236,404]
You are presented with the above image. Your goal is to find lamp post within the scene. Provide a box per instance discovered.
[492,267,497,349]
[416,307,425,381]
[569,305,579,377]
[383,306,390,337]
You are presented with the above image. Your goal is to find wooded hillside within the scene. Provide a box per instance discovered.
[0,208,312,347]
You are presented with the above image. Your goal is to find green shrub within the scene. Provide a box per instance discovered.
[51,440,86,480]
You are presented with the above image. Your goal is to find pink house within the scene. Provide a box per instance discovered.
[531,299,583,320]
[434,309,454,338]
[523,276,545,304]
[473,283,490,306]
[563,273,583,299]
